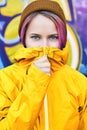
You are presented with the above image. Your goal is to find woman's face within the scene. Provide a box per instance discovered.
[25,14,59,48]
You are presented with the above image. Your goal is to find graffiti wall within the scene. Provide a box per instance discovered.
[0,0,87,76]
[73,0,87,76]
[0,0,22,68]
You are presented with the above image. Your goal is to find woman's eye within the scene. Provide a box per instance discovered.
[31,35,40,40]
[49,35,59,40]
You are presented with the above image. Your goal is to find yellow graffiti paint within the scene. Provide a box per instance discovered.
[1,0,22,16]
[4,16,20,40]
[67,24,82,69]
[5,44,22,63]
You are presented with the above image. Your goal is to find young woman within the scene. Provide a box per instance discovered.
[0,0,87,130]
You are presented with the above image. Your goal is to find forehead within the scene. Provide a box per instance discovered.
[26,14,57,33]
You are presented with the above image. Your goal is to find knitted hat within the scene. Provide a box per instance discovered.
[18,0,66,36]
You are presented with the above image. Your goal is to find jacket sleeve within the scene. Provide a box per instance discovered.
[78,100,87,130]
[77,76,87,130]
[0,64,50,130]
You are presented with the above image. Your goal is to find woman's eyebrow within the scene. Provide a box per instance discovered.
[29,33,41,36]
[48,34,59,36]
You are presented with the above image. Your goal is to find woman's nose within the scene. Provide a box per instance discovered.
[42,39,48,47]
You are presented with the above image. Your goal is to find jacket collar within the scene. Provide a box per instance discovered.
[14,46,69,71]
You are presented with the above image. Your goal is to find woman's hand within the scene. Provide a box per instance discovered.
[33,56,50,75]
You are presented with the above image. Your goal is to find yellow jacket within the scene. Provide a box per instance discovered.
[0,47,87,130]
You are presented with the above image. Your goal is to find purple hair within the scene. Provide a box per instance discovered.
[20,11,67,49]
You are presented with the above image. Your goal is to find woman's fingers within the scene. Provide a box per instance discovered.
[33,56,50,75]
